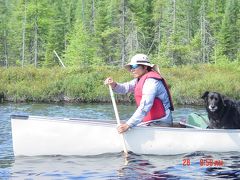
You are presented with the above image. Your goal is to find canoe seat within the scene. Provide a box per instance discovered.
[179,113,209,129]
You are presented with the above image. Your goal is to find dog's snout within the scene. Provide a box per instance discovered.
[210,104,215,108]
[208,103,218,112]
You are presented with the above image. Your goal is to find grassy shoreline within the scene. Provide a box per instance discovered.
[1,63,240,105]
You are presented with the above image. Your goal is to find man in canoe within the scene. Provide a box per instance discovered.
[104,54,174,133]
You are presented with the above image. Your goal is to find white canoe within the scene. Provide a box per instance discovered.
[11,115,240,156]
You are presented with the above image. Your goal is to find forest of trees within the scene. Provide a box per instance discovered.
[0,0,239,68]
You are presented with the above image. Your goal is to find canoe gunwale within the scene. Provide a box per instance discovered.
[11,114,240,133]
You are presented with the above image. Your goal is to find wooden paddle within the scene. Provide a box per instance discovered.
[108,85,128,155]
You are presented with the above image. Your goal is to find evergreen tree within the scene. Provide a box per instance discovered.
[0,0,238,68]
[94,0,121,64]
[219,0,239,60]
[45,0,77,67]
[64,21,98,66]
[0,0,11,67]
[6,0,24,66]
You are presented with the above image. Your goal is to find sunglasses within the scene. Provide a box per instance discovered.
[130,64,140,69]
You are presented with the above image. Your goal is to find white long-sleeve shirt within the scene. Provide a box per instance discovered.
[113,78,172,127]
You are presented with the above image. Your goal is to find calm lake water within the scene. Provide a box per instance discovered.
[0,103,240,179]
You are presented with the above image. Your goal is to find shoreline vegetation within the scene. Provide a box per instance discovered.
[1,62,240,106]
[1,1,239,107]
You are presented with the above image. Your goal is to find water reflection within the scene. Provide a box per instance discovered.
[0,156,14,180]
[118,152,187,179]
[202,152,240,179]
[0,158,14,169]
[183,151,240,179]
[117,151,240,179]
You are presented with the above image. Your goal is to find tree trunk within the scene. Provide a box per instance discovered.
[187,0,191,43]
[172,0,176,34]
[171,0,176,65]
[3,29,8,67]
[156,3,163,56]
[34,16,38,67]
[81,0,85,26]
[22,0,27,67]
[200,0,206,63]
[121,0,126,67]
[90,0,95,33]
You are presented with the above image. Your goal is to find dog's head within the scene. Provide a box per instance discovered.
[201,91,226,113]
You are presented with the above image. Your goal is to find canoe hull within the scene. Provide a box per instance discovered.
[11,116,123,156]
[11,115,240,156]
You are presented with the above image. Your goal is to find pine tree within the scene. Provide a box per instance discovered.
[64,21,97,66]
[45,0,77,67]
[0,0,11,67]
[219,0,239,60]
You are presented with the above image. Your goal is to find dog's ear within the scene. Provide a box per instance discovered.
[201,91,209,100]
[220,94,226,106]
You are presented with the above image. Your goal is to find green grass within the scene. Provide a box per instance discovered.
[1,62,240,105]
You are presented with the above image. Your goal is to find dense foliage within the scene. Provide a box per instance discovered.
[0,0,239,68]
[1,62,240,105]
[0,1,239,105]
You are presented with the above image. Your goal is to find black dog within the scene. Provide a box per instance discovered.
[201,91,240,129]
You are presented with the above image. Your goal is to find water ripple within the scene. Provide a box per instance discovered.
[0,103,240,179]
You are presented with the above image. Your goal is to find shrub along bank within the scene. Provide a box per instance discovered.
[0,63,240,105]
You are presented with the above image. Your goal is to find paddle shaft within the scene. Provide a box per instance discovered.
[108,85,128,155]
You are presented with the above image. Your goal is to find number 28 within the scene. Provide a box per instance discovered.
[182,158,191,166]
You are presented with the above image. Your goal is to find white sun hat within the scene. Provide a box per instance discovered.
[124,54,159,73]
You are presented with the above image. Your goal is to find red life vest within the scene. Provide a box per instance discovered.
[134,71,174,122]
